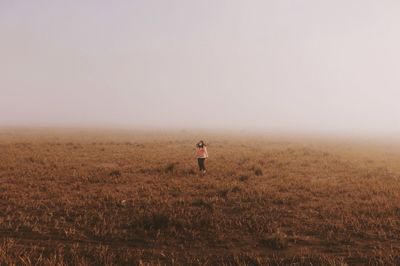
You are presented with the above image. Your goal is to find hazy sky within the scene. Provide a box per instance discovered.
[1,1,400,134]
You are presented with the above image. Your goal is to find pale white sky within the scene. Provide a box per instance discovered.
[1,1,400,134]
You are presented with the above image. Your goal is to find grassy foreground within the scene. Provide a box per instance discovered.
[1,128,400,265]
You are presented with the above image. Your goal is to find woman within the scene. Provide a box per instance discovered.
[196,140,208,174]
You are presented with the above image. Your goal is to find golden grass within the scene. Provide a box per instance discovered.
[1,128,400,265]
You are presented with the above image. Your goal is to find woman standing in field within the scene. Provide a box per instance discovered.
[196,140,208,174]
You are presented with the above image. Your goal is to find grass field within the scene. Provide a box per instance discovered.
[1,128,400,265]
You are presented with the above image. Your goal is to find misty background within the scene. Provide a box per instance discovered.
[1,1,400,134]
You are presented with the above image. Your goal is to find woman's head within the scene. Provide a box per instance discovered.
[197,140,205,148]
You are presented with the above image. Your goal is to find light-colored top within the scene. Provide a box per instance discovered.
[196,146,208,158]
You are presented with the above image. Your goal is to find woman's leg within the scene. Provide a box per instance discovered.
[202,158,206,171]
[198,158,203,171]
[198,158,205,171]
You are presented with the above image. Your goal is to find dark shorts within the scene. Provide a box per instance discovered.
[197,158,206,171]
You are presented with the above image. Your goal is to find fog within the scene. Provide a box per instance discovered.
[1,1,400,135]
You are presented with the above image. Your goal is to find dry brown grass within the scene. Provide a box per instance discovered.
[1,128,400,265]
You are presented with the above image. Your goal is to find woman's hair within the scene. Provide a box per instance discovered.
[197,140,206,148]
